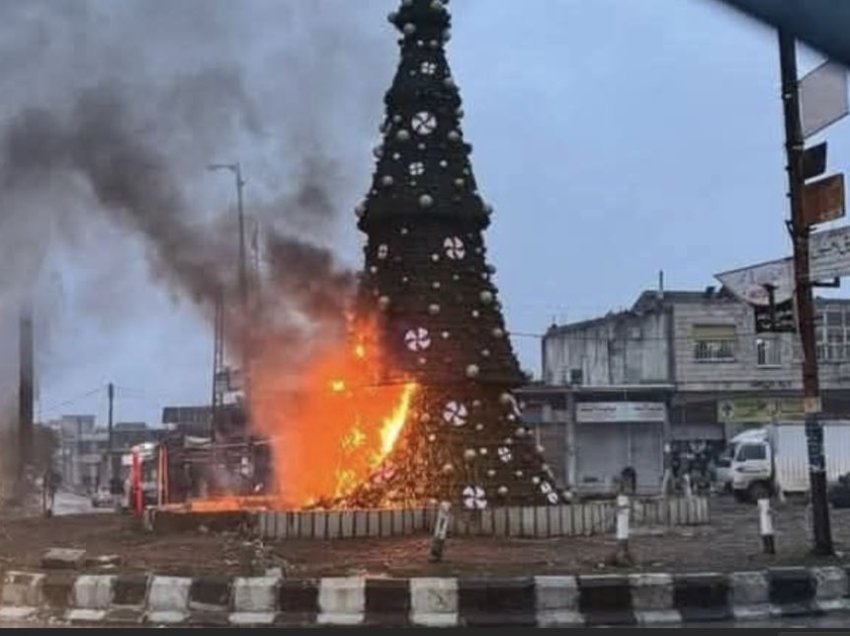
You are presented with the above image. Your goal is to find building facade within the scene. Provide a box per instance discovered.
[48,416,160,492]
[528,287,850,495]
[49,415,103,491]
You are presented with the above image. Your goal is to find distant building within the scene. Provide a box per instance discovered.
[162,406,212,438]
[112,422,163,452]
[162,403,246,440]
[522,286,850,496]
[48,415,103,490]
[48,416,161,491]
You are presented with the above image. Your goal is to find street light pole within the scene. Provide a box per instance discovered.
[234,163,248,313]
[207,162,253,458]
[208,162,249,312]
[778,29,833,555]
[106,382,114,486]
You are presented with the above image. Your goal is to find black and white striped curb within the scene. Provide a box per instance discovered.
[1,567,849,626]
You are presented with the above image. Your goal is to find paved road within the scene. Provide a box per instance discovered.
[4,615,850,629]
[52,490,114,516]
[681,616,850,628]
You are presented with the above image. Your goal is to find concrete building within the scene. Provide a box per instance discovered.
[162,406,212,437]
[48,416,161,491]
[49,415,104,491]
[524,286,850,495]
[162,403,248,440]
[112,422,163,452]
[518,384,672,496]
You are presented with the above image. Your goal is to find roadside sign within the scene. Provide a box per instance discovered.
[803,142,827,181]
[802,173,845,226]
[716,258,794,306]
[719,221,850,291]
[809,224,850,280]
[799,60,849,139]
[717,397,804,423]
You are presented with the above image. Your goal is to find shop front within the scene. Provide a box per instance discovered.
[573,402,666,496]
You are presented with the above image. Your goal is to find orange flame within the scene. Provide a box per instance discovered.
[252,320,416,508]
[380,384,415,457]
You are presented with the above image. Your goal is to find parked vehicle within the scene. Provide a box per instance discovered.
[713,428,762,493]
[713,455,733,491]
[731,421,850,502]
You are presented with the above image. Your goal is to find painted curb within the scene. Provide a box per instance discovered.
[1,566,849,626]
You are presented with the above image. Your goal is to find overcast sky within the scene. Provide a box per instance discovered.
[2,0,847,429]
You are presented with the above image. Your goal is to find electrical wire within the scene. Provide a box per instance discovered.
[39,387,103,416]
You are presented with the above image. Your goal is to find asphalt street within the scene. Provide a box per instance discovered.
[681,615,850,628]
[52,490,114,516]
[5,617,850,628]
[7,495,850,629]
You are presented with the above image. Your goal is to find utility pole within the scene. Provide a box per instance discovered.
[207,162,248,312]
[233,164,251,441]
[106,383,114,488]
[778,29,833,555]
[211,289,225,439]
[17,306,34,492]
[235,163,248,314]
[208,161,254,496]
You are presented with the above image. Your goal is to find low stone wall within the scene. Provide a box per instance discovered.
[255,496,709,541]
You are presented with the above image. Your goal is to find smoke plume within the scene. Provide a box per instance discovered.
[0,0,394,450]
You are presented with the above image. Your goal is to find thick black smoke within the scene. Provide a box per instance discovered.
[4,87,230,305]
[0,0,394,451]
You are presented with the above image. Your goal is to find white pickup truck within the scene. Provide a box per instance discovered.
[730,421,850,502]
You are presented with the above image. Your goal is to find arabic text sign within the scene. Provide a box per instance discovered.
[576,402,667,424]
[717,398,804,423]
[810,225,850,280]
[716,258,794,306]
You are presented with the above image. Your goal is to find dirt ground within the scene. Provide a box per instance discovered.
[1,497,849,578]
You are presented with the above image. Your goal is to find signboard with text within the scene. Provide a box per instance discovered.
[717,397,804,423]
[810,224,850,280]
[576,402,667,424]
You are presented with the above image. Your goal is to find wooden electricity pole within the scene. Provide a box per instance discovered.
[17,307,34,488]
[778,29,833,555]
[106,383,114,488]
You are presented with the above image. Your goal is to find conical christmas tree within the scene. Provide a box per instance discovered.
[346,0,562,509]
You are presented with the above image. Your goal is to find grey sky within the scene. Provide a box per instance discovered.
[1,0,847,429]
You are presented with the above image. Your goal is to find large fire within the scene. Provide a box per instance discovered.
[251,321,416,508]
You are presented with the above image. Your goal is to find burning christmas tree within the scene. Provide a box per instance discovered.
[342,0,564,510]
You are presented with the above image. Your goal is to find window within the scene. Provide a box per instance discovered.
[815,307,850,361]
[692,325,737,361]
[756,336,781,366]
[737,444,766,461]
[737,444,765,461]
